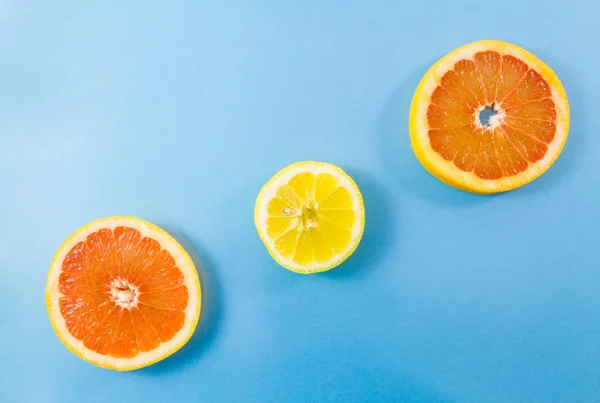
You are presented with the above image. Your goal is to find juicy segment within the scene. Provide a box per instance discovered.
[427,51,557,180]
[265,172,356,267]
[58,227,188,358]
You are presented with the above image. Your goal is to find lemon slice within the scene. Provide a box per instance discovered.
[255,161,365,274]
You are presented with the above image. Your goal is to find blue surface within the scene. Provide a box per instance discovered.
[2,1,599,402]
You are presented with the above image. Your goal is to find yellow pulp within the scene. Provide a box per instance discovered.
[265,172,357,265]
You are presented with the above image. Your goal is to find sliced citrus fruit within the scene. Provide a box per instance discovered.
[410,40,569,193]
[255,161,365,274]
[46,216,201,371]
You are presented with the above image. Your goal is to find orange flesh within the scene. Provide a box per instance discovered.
[427,51,557,180]
[58,227,188,358]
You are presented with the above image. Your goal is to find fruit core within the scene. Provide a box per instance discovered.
[301,206,319,228]
[478,104,500,128]
[282,205,320,229]
[110,278,139,309]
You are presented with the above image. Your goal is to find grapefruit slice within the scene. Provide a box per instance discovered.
[255,161,365,274]
[46,216,201,370]
[410,40,569,193]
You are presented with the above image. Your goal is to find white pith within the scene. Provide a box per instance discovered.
[46,217,201,370]
[255,162,365,273]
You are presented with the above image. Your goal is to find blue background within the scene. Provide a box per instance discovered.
[1,1,599,402]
